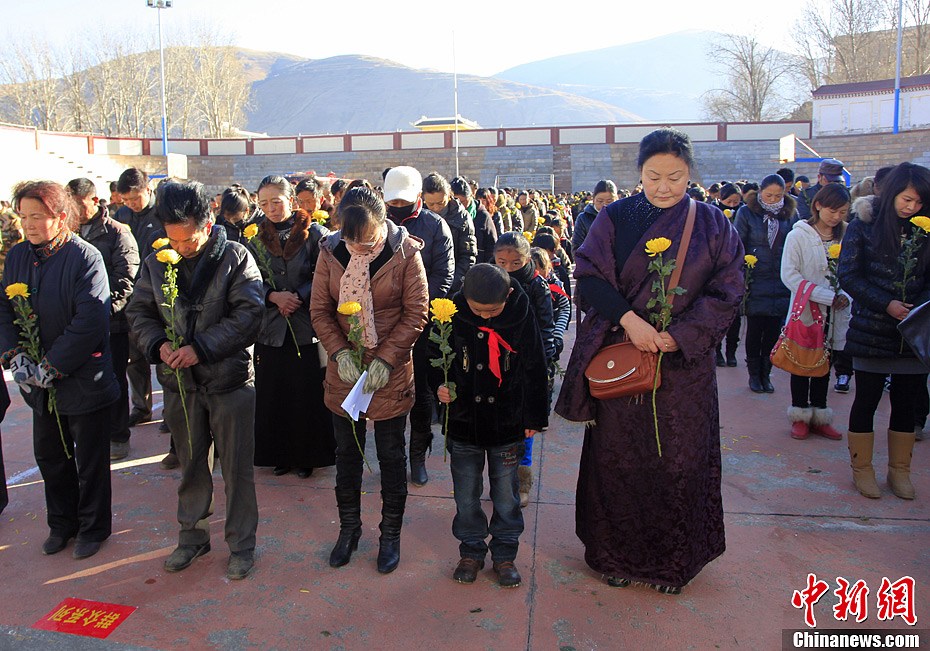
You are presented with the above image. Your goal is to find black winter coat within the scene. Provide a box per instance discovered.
[0,236,119,415]
[473,204,499,264]
[217,208,265,245]
[80,208,140,334]
[838,213,930,358]
[510,260,557,361]
[391,204,455,300]
[249,211,327,347]
[443,278,549,446]
[126,226,265,394]
[438,199,477,294]
[114,198,164,269]
[734,191,797,317]
[572,202,599,252]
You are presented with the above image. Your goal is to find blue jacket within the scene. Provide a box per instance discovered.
[0,236,119,415]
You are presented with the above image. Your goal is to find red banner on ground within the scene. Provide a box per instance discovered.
[33,598,136,639]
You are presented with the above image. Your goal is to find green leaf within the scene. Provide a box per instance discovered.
[429,358,445,368]
[447,382,457,402]
[428,330,443,344]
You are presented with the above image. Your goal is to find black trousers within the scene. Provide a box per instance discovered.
[34,404,113,542]
[408,331,434,449]
[790,372,830,409]
[0,427,7,514]
[913,375,929,429]
[110,332,131,443]
[849,371,927,433]
[723,314,741,353]
[332,413,407,499]
[745,315,782,361]
[127,335,152,418]
[833,349,853,378]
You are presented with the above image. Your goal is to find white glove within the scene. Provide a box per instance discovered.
[10,353,37,393]
[34,360,59,388]
[363,357,392,394]
[335,348,361,384]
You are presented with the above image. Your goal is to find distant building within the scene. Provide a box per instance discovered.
[411,115,481,132]
[812,74,930,136]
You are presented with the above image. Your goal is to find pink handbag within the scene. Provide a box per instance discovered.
[770,280,830,377]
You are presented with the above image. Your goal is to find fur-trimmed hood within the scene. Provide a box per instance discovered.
[744,189,797,221]
[258,208,315,260]
[851,195,878,224]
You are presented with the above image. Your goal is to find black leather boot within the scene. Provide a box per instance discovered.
[409,430,432,487]
[376,493,406,574]
[715,345,725,367]
[746,358,764,393]
[329,488,362,568]
[760,359,775,393]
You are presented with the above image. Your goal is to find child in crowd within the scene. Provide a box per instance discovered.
[437,264,548,588]
[493,232,555,508]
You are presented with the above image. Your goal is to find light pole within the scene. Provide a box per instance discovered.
[146,0,172,156]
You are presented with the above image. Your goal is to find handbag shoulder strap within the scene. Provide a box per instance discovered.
[666,198,696,307]
[791,280,823,322]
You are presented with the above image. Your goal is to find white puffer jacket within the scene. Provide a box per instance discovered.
[780,220,851,352]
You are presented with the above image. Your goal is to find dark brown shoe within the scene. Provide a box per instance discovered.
[452,557,484,584]
[492,561,521,588]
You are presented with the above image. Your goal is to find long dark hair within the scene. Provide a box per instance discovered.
[872,162,930,270]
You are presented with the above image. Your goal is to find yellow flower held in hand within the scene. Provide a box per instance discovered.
[536,216,545,226]
[723,209,734,219]
[5,282,29,299]
[311,210,329,223]
[152,237,170,250]
[337,301,362,316]
[744,254,758,268]
[645,237,672,257]
[156,249,182,265]
[828,243,842,259]
[523,231,535,243]
[430,298,457,324]
[243,223,259,239]
[911,215,930,232]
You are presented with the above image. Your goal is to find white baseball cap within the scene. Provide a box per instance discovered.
[383,166,422,203]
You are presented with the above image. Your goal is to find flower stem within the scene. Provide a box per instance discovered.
[285,316,302,358]
[442,367,449,462]
[345,414,372,473]
[48,388,70,460]
[652,351,664,458]
[175,369,192,456]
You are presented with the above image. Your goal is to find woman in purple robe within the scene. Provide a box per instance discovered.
[556,129,745,593]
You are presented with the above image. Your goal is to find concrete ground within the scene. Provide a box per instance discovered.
[0,321,926,650]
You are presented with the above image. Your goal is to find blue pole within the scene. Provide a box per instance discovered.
[893,0,904,134]
[157,6,169,156]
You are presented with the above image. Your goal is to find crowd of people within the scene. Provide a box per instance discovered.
[0,128,927,595]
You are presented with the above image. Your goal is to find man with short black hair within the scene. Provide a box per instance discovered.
[798,158,846,219]
[126,180,264,580]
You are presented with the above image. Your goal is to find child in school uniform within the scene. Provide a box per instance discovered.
[436,264,549,588]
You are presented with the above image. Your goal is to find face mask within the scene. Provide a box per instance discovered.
[387,203,416,221]
[759,196,785,214]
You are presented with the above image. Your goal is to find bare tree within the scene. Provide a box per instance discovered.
[702,33,800,121]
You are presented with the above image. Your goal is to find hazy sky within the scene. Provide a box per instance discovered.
[8,0,809,76]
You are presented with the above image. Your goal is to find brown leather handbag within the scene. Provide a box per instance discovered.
[585,199,697,400]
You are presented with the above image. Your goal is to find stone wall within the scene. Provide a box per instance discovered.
[116,129,930,194]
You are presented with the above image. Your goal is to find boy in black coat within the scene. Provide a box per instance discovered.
[436,264,548,588]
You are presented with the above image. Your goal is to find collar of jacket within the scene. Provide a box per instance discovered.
[182,225,228,303]
[453,277,530,330]
[81,207,110,239]
[441,199,470,229]
[258,208,312,260]
[33,229,73,260]
[744,190,797,220]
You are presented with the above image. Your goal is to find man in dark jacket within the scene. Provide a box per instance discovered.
[126,180,264,580]
[797,158,846,219]
[68,178,140,461]
[383,166,454,487]
[114,168,166,430]
[423,173,477,293]
[452,178,498,265]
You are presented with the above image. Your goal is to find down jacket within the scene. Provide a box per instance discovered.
[126,226,265,394]
[390,203,454,300]
[0,236,119,415]
[837,210,930,359]
[80,208,139,334]
[734,191,797,317]
[249,210,327,347]
[437,199,477,294]
[780,220,850,352]
[310,219,429,420]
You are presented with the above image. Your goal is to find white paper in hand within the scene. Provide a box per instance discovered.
[341,370,374,421]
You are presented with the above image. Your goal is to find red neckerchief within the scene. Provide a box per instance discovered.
[478,326,516,387]
[401,198,423,226]
[549,282,569,300]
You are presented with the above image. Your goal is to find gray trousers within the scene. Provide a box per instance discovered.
[163,383,258,552]
[127,337,152,417]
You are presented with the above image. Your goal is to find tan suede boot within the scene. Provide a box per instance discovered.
[518,465,533,508]
[847,431,881,498]
[887,429,916,500]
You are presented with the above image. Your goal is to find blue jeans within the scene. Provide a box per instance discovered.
[448,438,525,563]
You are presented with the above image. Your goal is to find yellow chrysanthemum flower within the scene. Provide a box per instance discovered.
[644,237,672,257]
[156,249,182,265]
[828,243,842,259]
[536,217,545,226]
[910,215,930,233]
[744,254,758,268]
[311,210,329,223]
[430,298,457,324]
[723,209,734,219]
[523,231,534,243]
[5,282,29,299]
[243,223,259,239]
[152,237,170,250]
[337,301,362,316]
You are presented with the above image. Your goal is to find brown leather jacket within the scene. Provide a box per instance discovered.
[310,220,429,420]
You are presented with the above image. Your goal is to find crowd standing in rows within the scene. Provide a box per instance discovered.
[0,128,927,595]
